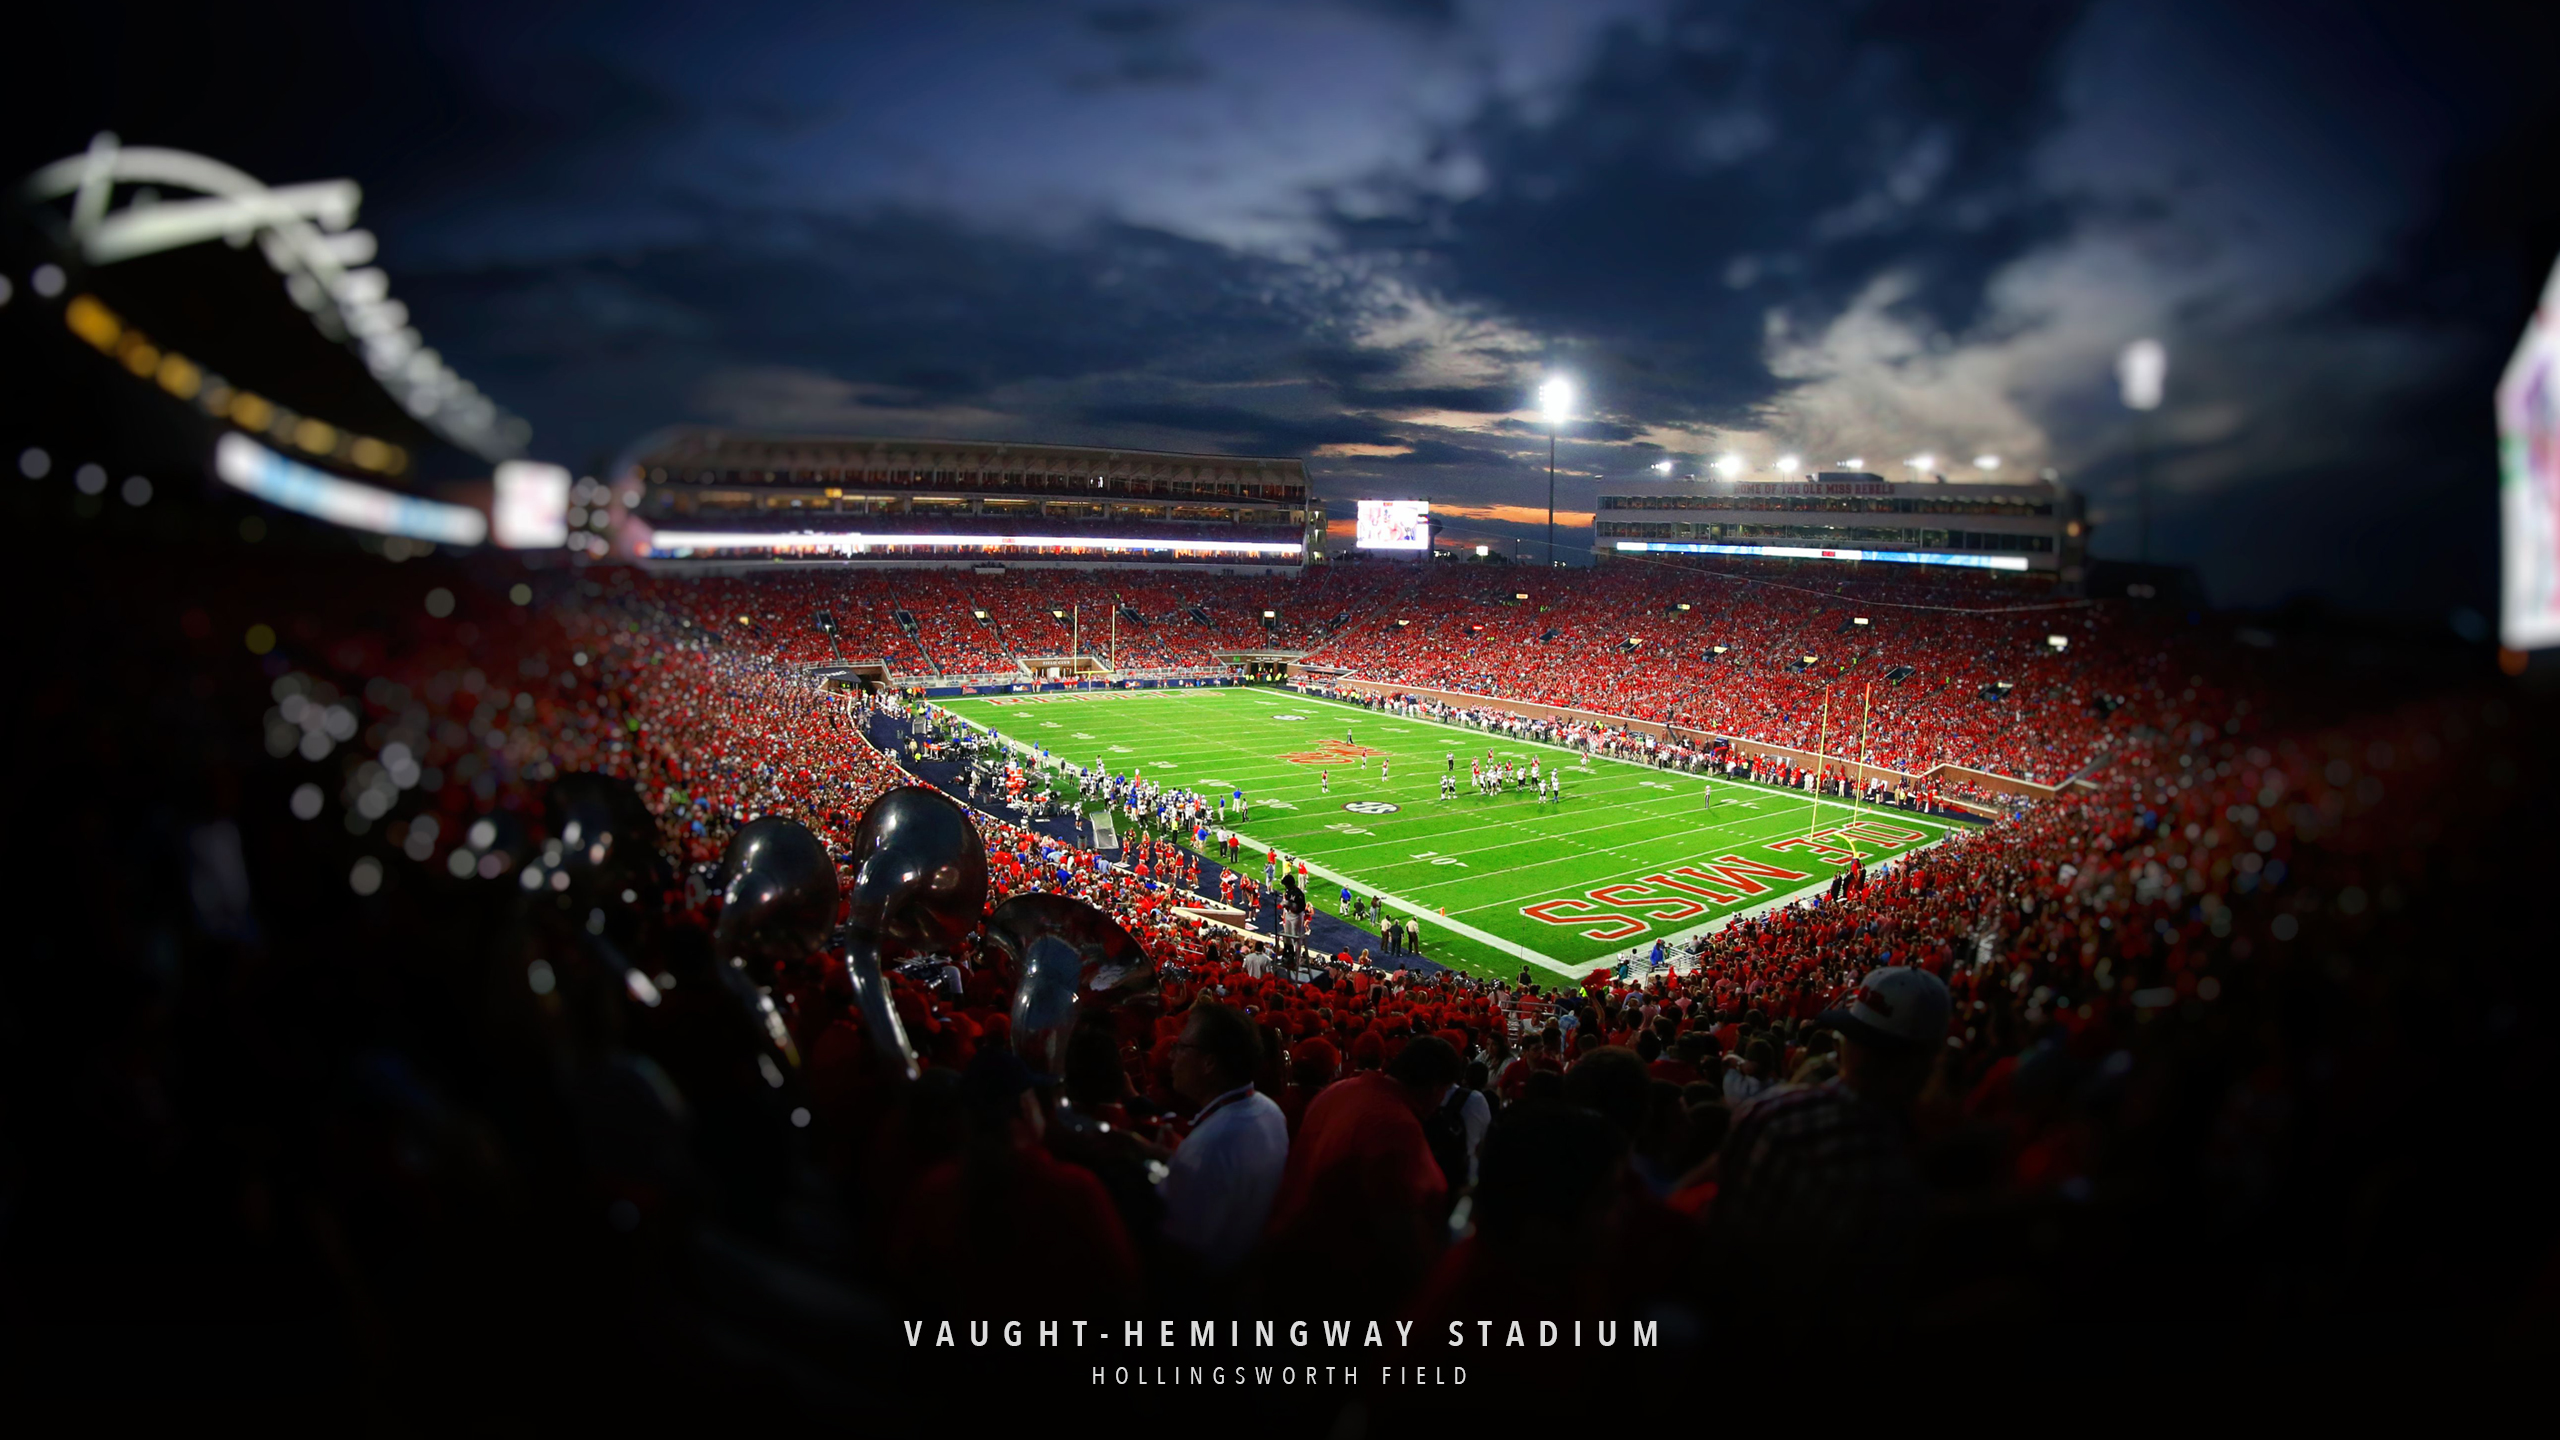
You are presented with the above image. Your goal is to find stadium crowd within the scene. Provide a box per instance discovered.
[240,563,2505,1327]
[22,537,2547,1421]
[606,555,2196,784]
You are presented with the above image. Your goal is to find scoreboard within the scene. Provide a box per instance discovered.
[1355,499,1430,551]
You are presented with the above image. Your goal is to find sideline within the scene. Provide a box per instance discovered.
[943,685,1970,977]
[1217,826,1587,977]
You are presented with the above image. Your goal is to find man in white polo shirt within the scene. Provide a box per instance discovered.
[1159,1002,1289,1279]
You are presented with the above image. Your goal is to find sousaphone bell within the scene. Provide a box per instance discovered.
[838,786,989,1081]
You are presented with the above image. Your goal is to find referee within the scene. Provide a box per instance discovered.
[1702,778,1714,811]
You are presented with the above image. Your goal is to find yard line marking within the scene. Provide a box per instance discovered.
[1222,825,1587,975]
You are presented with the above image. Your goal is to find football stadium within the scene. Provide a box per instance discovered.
[5,8,2558,1425]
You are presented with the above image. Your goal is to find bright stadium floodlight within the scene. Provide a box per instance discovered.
[2120,337,2170,562]
[1539,374,1574,568]
[2118,339,2167,411]
[1712,453,1744,478]
[1475,544,1490,556]
[1773,454,1801,474]
[1843,456,1865,469]
[1653,459,1674,475]
[1907,453,1936,475]
[1974,453,2002,471]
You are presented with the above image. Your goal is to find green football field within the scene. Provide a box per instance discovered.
[936,685,1967,982]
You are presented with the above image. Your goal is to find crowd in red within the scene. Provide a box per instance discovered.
[308,563,2448,1328]
[1298,557,2213,783]
[594,555,2210,785]
[108,545,2530,1396]
[625,564,1381,682]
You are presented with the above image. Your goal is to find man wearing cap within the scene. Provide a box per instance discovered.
[1158,1002,1290,1281]
[1704,965,1950,1326]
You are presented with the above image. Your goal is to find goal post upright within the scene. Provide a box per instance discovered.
[1809,686,1829,840]
[1853,680,1872,833]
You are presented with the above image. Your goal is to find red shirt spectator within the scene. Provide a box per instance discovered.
[1261,1039,1460,1313]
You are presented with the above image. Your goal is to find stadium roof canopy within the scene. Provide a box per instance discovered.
[16,135,527,478]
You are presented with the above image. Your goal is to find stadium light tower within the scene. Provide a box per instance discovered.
[1774,453,1801,475]
[1539,374,1574,567]
[2118,338,2167,561]
[1712,453,1744,478]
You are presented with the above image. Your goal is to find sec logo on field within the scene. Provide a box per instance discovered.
[1343,801,1400,815]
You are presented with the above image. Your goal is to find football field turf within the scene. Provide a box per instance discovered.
[937,685,1967,982]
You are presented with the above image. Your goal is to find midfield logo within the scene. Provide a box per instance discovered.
[1279,740,1388,766]
[1343,801,1400,814]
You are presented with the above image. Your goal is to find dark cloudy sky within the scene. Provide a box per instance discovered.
[12,0,2557,614]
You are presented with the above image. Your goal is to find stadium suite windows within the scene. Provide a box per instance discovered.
[652,491,1305,528]
[1595,521,2055,552]
[1595,471,2084,575]
[1596,494,2054,516]
[627,431,1309,505]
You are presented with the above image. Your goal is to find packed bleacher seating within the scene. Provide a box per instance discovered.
[24,534,2548,1418]
[1299,556,2199,783]
[602,556,2196,785]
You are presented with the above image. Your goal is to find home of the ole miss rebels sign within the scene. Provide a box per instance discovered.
[1521,819,1929,941]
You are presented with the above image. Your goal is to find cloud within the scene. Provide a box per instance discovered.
[1325,0,2095,432]
[74,0,2539,615]
[1070,5,1212,90]
[1433,501,1593,527]
[400,206,1346,462]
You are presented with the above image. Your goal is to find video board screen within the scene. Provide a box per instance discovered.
[494,460,572,549]
[1355,499,1430,551]
[2500,254,2560,651]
